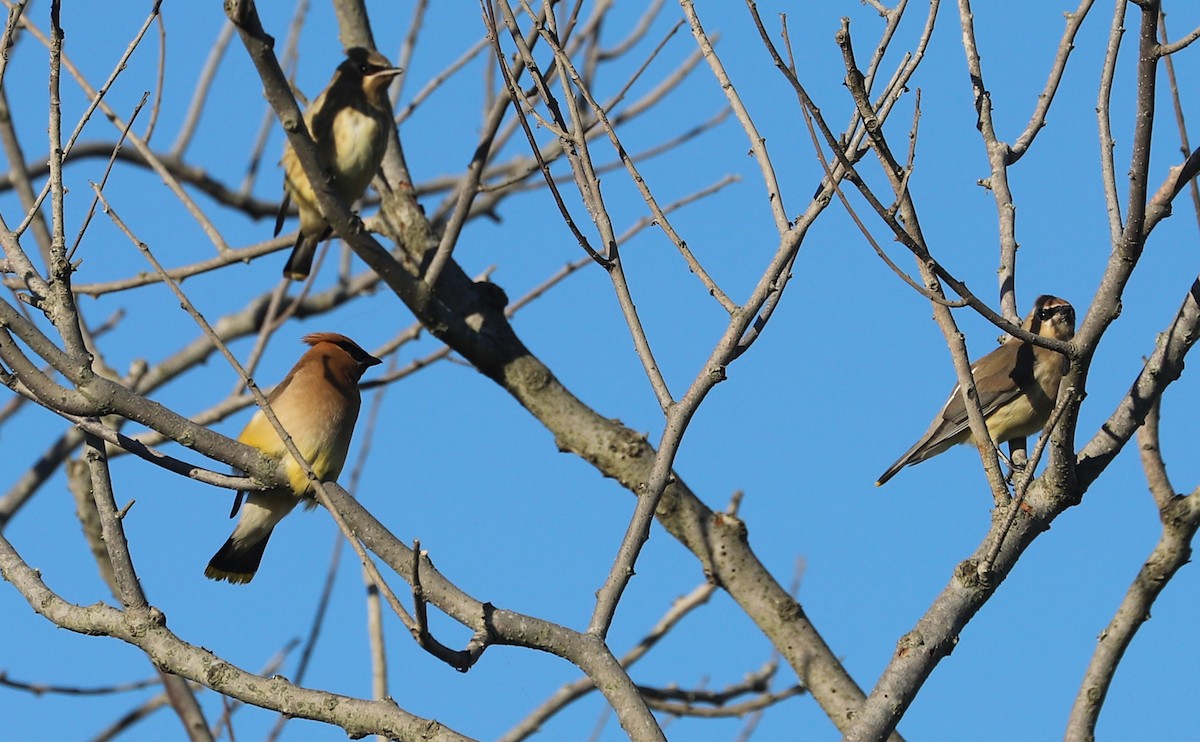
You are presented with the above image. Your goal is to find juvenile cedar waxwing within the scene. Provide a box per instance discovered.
[275,48,402,281]
[876,295,1075,486]
[205,333,381,583]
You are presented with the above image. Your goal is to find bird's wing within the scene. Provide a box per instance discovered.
[877,347,1017,486]
[933,342,1030,440]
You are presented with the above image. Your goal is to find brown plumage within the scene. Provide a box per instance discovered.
[876,295,1075,486]
[275,48,402,281]
[205,333,381,583]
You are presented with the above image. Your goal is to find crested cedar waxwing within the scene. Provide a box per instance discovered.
[876,295,1075,486]
[205,332,381,584]
[275,48,402,281]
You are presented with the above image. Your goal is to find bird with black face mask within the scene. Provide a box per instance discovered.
[205,332,381,584]
[275,48,402,281]
[876,295,1075,486]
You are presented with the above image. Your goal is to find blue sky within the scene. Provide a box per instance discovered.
[2,1,1198,740]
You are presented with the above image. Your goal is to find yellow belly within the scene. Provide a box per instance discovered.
[329,108,385,202]
[967,394,1045,448]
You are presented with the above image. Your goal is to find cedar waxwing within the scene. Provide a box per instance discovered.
[274,48,402,281]
[205,332,381,583]
[876,295,1075,486]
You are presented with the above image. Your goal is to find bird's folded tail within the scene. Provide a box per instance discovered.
[283,226,333,281]
[283,232,320,281]
[875,463,903,488]
[876,440,926,487]
[204,529,274,584]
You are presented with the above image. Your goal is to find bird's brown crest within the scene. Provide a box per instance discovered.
[302,331,357,348]
[301,332,381,367]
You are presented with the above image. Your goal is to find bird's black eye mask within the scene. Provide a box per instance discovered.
[333,340,381,368]
[1038,304,1072,322]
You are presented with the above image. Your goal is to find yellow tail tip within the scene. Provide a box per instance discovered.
[204,566,255,584]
